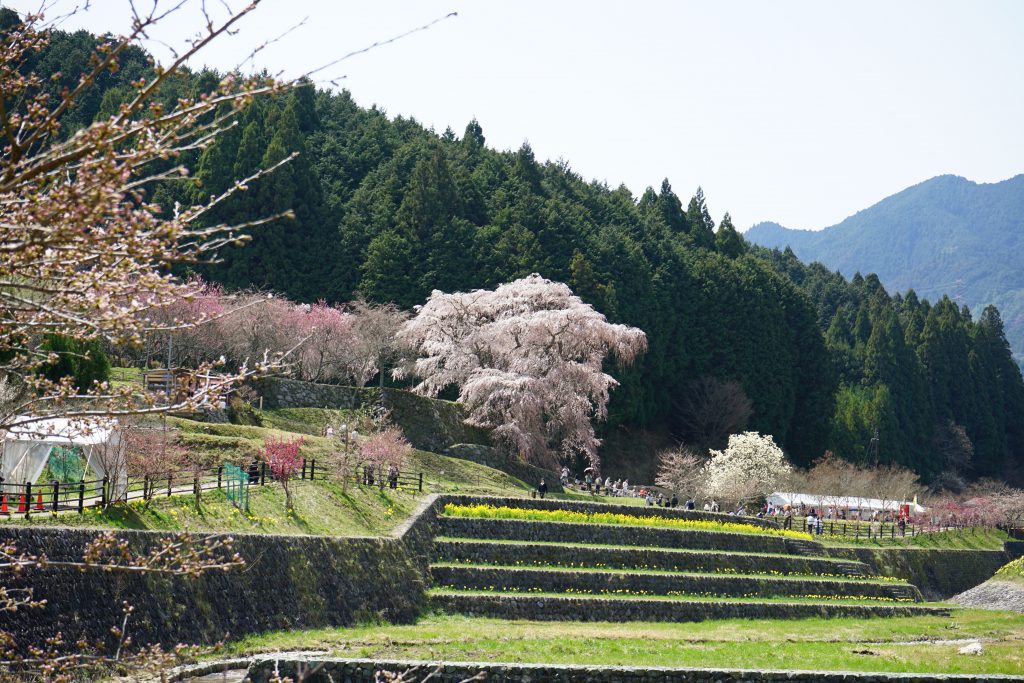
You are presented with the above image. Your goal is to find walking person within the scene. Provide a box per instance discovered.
[537,478,548,499]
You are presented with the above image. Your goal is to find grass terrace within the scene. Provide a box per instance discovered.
[442,503,813,540]
[223,611,1024,675]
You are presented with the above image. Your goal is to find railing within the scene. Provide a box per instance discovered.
[0,458,424,518]
[792,515,920,540]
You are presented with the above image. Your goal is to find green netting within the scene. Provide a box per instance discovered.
[38,446,87,484]
[223,462,248,511]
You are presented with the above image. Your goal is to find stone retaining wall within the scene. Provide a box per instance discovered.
[434,539,870,577]
[430,565,921,601]
[0,527,424,649]
[247,658,1024,683]
[430,593,948,623]
[253,378,488,453]
[828,547,1010,600]
[438,517,793,554]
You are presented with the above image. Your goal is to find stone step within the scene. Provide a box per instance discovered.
[433,538,872,578]
[429,590,951,623]
[429,565,923,602]
[437,516,811,555]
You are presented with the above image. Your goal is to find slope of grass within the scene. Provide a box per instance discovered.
[170,417,531,495]
[821,527,1009,551]
[0,479,418,536]
[0,414,531,535]
[223,611,1024,674]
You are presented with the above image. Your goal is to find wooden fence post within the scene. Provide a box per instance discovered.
[260,462,267,486]
[100,477,108,509]
[78,480,85,514]
[301,459,307,480]
[167,472,173,497]
[310,459,316,481]
[217,466,223,489]
[419,472,423,492]
[52,481,59,513]
[24,482,32,519]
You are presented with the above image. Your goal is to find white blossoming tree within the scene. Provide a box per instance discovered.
[703,431,791,506]
[395,274,647,468]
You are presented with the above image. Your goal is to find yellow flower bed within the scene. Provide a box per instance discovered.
[996,556,1024,579]
[444,504,813,541]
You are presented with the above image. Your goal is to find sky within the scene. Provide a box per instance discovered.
[9,0,1024,230]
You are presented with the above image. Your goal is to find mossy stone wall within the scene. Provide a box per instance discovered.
[428,593,948,623]
[434,539,870,577]
[430,565,920,601]
[253,378,489,453]
[438,517,793,554]
[247,658,1023,683]
[0,527,424,649]
[828,546,1010,599]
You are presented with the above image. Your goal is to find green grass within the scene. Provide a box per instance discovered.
[0,416,532,535]
[258,407,370,436]
[821,527,1009,550]
[170,417,532,497]
[429,588,925,605]
[0,479,419,536]
[553,490,650,505]
[109,366,143,389]
[443,503,812,540]
[435,536,863,563]
[430,562,908,583]
[222,611,1024,674]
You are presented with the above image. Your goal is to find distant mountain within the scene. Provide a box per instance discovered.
[746,174,1024,363]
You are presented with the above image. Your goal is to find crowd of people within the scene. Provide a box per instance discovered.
[546,469,910,537]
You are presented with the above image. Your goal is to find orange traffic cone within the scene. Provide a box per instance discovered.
[35,492,43,511]
[1,495,7,514]
[17,494,25,513]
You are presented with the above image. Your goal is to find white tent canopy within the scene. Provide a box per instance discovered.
[768,491,926,515]
[1,417,126,496]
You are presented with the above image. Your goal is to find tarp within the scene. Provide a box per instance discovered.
[1,417,126,497]
[767,491,926,515]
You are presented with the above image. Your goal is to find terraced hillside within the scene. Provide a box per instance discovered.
[426,497,949,622]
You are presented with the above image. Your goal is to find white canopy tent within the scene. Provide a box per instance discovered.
[0,417,126,498]
[767,491,926,515]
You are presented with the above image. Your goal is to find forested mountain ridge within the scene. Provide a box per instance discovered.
[746,174,1024,366]
[18,14,1024,486]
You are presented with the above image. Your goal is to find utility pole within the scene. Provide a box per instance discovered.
[868,428,880,466]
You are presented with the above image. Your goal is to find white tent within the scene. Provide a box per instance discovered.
[767,491,926,515]
[1,417,126,497]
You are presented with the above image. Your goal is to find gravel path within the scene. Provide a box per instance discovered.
[952,579,1024,613]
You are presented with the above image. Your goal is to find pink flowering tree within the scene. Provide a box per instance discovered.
[0,4,290,434]
[261,436,305,512]
[359,426,413,484]
[290,301,357,383]
[396,274,647,469]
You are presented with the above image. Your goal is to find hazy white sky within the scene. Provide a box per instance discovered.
[9,0,1024,230]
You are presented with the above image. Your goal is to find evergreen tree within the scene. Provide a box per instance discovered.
[715,212,746,258]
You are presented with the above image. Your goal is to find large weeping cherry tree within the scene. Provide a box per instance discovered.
[395,274,647,469]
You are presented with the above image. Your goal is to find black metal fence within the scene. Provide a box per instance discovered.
[0,458,424,517]
[792,515,919,540]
